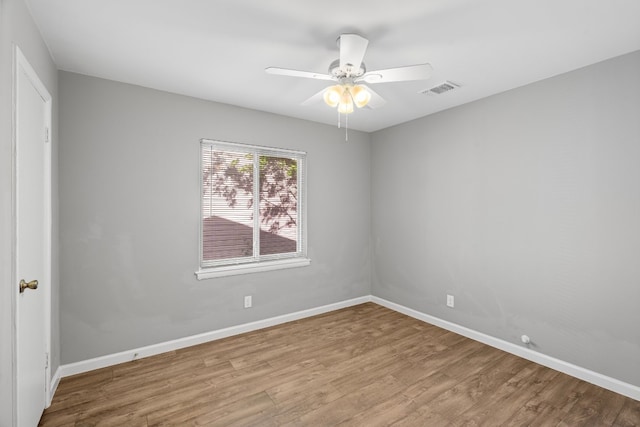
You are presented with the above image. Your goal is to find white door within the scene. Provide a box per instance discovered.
[15,47,52,427]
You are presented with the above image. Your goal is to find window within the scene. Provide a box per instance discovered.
[196,139,309,279]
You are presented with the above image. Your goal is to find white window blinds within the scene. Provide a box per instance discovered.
[200,140,307,271]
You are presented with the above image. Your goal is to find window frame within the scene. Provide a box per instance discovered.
[196,139,309,279]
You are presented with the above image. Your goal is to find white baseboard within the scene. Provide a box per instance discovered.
[371,296,640,401]
[58,295,371,378]
[47,366,61,408]
[57,294,639,402]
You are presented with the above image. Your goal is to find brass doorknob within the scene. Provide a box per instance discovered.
[19,279,38,293]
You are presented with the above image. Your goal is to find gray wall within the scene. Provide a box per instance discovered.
[371,51,640,387]
[58,71,371,364]
[0,0,59,424]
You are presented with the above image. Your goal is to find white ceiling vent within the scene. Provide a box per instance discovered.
[419,81,461,95]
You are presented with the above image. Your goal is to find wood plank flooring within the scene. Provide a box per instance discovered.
[40,303,640,426]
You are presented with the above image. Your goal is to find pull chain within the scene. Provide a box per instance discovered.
[336,110,349,141]
[345,111,348,141]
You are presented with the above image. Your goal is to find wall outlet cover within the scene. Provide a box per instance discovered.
[446,294,454,308]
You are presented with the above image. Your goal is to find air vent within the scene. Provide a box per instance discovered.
[419,81,461,95]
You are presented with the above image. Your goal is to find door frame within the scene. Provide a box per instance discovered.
[12,45,53,423]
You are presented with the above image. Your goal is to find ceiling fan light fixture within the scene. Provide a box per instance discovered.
[351,85,371,108]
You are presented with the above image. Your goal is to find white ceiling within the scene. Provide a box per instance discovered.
[26,0,640,132]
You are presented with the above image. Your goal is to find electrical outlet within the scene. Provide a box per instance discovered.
[244,295,252,308]
[446,294,454,308]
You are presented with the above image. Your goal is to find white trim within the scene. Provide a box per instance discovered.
[196,257,310,279]
[59,296,371,377]
[12,45,54,422]
[48,367,61,407]
[371,296,640,401]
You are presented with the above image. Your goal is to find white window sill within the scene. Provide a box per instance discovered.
[196,257,311,280]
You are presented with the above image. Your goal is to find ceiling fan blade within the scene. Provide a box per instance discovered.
[361,85,386,109]
[301,88,327,106]
[359,63,433,84]
[339,34,369,73]
[265,67,334,81]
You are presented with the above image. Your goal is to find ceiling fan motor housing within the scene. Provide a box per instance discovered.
[329,59,366,80]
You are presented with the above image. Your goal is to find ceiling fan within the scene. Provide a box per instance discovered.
[265,33,433,115]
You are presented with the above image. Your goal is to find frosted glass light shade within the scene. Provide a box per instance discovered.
[338,91,354,114]
[351,85,371,108]
[323,85,343,108]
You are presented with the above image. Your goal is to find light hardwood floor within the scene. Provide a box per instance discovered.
[40,303,640,426]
